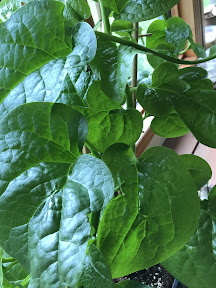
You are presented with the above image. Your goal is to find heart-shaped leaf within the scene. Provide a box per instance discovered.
[115,0,180,22]
[0,0,72,102]
[162,187,216,288]
[98,145,200,277]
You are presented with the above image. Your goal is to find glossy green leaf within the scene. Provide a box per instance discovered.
[81,244,113,288]
[166,17,192,52]
[210,44,216,56]
[0,0,22,22]
[189,37,206,58]
[178,66,207,82]
[180,154,212,190]
[151,112,190,137]
[173,90,216,148]
[86,108,143,152]
[110,20,133,33]
[116,280,151,288]
[90,39,136,103]
[100,0,129,14]
[86,81,121,111]
[115,0,181,22]
[98,146,200,277]
[28,155,114,287]
[0,21,97,119]
[0,102,88,268]
[137,84,173,117]
[3,262,28,287]
[151,62,179,88]
[162,187,216,288]
[0,0,73,102]
[62,0,91,27]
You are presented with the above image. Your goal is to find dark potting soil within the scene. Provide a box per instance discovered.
[114,264,175,288]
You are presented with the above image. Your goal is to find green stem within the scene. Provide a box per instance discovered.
[5,260,18,272]
[179,41,191,55]
[95,31,216,65]
[16,275,30,288]
[98,0,110,33]
[2,257,16,263]
[125,84,133,109]
[132,22,138,109]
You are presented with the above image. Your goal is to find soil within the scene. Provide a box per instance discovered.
[114,264,175,288]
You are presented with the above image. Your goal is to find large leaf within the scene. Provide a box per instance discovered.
[162,187,216,288]
[173,90,216,148]
[0,102,88,268]
[28,155,114,287]
[98,145,200,277]
[91,39,136,104]
[0,0,74,102]
[0,21,97,120]
[115,0,181,22]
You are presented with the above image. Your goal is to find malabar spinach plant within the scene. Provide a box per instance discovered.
[0,0,216,287]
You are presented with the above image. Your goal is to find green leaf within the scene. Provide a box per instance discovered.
[115,0,181,22]
[3,262,28,287]
[166,17,192,53]
[151,112,190,137]
[136,84,173,117]
[180,155,212,190]
[116,280,151,288]
[210,44,216,56]
[0,0,73,102]
[178,66,207,82]
[86,108,143,152]
[162,187,216,288]
[98,146,200,277]
[151,62,179,88]
[189,37,206,58]
[0,102,88,268]
[62,0,91,28]
[0,21,97,119]
[110,20,133,33]
[90,39,136,104]
[173,90,216,148]
[86,81,121,111]
[0,0,22,22]
[0,251,2,288]
[100,0,129,14]
[81,244,113,288]
[28,154,114,287]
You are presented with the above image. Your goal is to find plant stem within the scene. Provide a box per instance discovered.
[95,31,216,65]
[5,260,18,272]
[132,22,138,109]
[125,85,133,109]
[16,275,30,288]
[2,257,16,263]
[98,0,110,33]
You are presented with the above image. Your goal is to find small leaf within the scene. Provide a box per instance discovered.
[180,154,212,190]
[178,67,207,82]
[62,0,91,27]
[111,20,133,33]
[162,187,216,288]
[137,84,173,117]
[151,112,190,138]
[165,17,192,53]
[100,0,130,14]
[152,62,179,88]
[115,0,181,22]
[210,44,216,56]
[189,37,206,58]
[173,90,216,148]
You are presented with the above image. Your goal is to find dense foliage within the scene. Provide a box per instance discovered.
[0,0,216,287]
